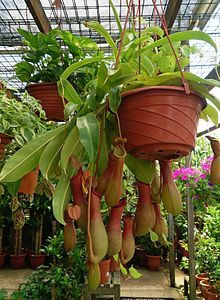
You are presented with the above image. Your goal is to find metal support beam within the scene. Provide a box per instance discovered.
[24,0,52,33]
[168,214,175,287]
[164,0,182,32]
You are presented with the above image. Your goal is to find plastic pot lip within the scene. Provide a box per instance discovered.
[26,82,57,88]
[121,85,207,110]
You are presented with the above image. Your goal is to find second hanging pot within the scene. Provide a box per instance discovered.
[118,86,206,160]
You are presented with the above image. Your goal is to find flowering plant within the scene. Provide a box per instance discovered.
[173,156,220,211]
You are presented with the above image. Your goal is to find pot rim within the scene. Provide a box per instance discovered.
[26,82,57,88]
[121,85,207,110]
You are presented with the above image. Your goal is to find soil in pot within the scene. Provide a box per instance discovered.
[26,83,65,121]
[29,253,46,269]
[146,254,161,271]
[0,252,6,269]
[10,253,27,269]
[99,259,111,284]
[119,86,206,160]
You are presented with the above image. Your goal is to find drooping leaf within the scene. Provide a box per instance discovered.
[125,155,156,184]
[109,0,122,34]
[202,103,219,126]
[84,21,117,54]
[0,126,64,182]
[109,86,121,113]
[129,266,142,279]
[52,173,72,225]
[76,113,100,163]
[61,57,104,80]
[39,129,66,179]
[119,262,128,275]
[58,78,83,105]
[60,126,83,174]
[138,30,218,56]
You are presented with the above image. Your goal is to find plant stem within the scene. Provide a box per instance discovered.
[0,227,2,254]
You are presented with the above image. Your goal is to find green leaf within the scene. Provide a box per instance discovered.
[138,30,217,56]
[58,79,83,105]
[125,155,156,184]
[64,103,78,119]
[109,86,121,112]
[129,266,142,279]
[14,61,34,82]
[119,263,128,275]
[61,57,104,80]
[149,230,159,243]
[76,113,100,163]
[109,0,122,34]
[60,126,83,174]
[52,173,71,225]
[141,27,164,38]
[202,104,219,126]
[0,126,64,182]
[20,127,35,142]
[39,129,66,179]
[84,21,117,54]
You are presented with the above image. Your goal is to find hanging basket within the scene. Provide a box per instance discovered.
[118,86,206,161]
[26,82,65,121]
[18,166,39,194]
[0,133,12,160]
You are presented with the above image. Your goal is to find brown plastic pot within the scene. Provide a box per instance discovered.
[99,259,111,284]
[0,252,6,269]
[10,253,27,269]
[146,254,161,271]
[18,166,39,194]
[196,273,209,286]
[0,133,12,160]
[199,279,211,299]
[118,86,206,160]
[26,82,65,121]
[206,287,220,300]
[29,253,46,269]
[135,246,147,267]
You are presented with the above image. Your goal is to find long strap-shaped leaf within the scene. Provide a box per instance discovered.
[39,129,66,179]
[137,30,217,56]
[53,172,72,225]
[77,113,100,163]
[125,155,156,184]
[0,126,64,182]
[60,126,83,174]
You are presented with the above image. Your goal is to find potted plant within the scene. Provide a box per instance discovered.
[0,183,11,269]
[28,179,54,269]
[15,28,101,121]
[0,0,220,289]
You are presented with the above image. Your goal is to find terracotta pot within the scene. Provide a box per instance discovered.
[199,279,211,299]
[29,253,46,269]
[146,254,161,271]
[206,287,220,300]
[118,86,206,160]
[0,252,6,269]
[109,257,120,273]
[135,246,147,267]
[10,253,27,269]
[196,273,209,286]
[99,259,111,284]
[18,166,39,194]
[0,133,12,160]
[26,82,65,121]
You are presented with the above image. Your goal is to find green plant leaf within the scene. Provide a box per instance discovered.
[109,0,122,34]
[52,173,72,225]
[109,86,121,112]
[202,104,219,126]
[61,57,104,80]
[0,126,64,182]
[129,266,142,279]
[39,129,66,179]
[149,230,159,243]
[125,155,156,184]
[84,21,117,54]
[138,30,218,56]
[119,263,128,275]
[14,61,34,82]
[60,126,83,174]
[76,113,100,163]
[58,79,83,105]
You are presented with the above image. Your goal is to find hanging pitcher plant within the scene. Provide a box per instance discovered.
[0,0,220,291]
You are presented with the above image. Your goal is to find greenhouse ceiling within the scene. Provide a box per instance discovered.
[0,0,219,90]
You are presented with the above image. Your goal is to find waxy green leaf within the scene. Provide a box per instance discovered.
[58,78,83,105]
